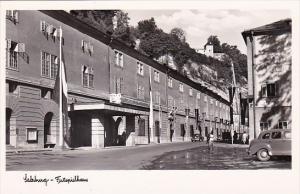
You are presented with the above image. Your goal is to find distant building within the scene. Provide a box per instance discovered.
[196,43,227,61]
[242,18,291,141]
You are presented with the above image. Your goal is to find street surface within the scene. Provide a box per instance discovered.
[6,142,291,170]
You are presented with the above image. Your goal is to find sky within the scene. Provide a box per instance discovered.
[125,9,290,54]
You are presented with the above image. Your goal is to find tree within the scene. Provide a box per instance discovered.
[137,18,158,38]
[70,10,135,47]
[170,27,186,42]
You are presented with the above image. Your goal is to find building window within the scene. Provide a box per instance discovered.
[6,10,18,23]
[82,65,94,88]
[278,121,288,129]
[216,101,218,107]
[154,91,160,104]
[210,99,213,104]
[138,118,145,136]
[204,95,207,102]
[114,50,123,67]
[137,61,144,76]
[261,83,277,97]
[154,70,160,82]
[260,122,270,131]
[197,92,201,99]
[6,46,18,70]
[179,96,184,110]
[137,84,145,100]
[40,21,59,39]
[114,77,123,94]
[5,39,24,70]
[168,95,174,108]
[179,83,184,92]
[189,88,193,96]
[168,77,173,88]
[81,40,93,55]
[41,51,58,79]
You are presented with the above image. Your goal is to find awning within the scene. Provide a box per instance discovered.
[69,103,149,116]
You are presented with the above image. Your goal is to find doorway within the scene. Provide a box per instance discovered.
[6,108,12,145]
[44,112,53,148]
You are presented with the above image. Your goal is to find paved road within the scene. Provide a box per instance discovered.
[6,142,291,170]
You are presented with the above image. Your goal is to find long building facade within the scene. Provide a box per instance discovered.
[5,10,231,149]
[242,19,292,141]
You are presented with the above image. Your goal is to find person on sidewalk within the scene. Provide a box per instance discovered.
[242,132,248,144]
[207,131,214,152]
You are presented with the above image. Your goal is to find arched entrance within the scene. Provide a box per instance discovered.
[44,112,53,148]
[6,108,12,145]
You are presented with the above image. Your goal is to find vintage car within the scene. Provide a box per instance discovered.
[191,134,204,142]
[248,129,291,161]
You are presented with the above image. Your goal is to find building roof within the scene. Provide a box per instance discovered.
[242,18,291,42]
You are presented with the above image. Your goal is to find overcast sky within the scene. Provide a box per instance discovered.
[125,9,290,54]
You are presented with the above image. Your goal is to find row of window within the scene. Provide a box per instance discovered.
[260,121,289,130]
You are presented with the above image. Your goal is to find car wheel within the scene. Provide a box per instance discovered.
[257,149,270,161]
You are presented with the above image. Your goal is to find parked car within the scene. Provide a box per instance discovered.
[191,134,204,142]
[248,129,291,161]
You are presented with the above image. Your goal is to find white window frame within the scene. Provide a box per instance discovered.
[168,77,173,88]
[137,61,144,76]
[260,122,270,131]
[278,121,288,129]
[154,91,160,104]
[114,50,124,67]
[196,92,201,99]
[82,65,94,88]
[154,70,160,82]
[6,40,18,70]
[189,88,193,96]
[179,83,184,92]
[6,10,18,23]
[41,51,58,79]
[261,82,277,98]
[137,84,145,100]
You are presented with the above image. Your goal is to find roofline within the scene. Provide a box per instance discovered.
[40,10,230,105]
[241,18,291,43]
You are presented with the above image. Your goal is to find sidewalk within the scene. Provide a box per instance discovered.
[5,141,193,155]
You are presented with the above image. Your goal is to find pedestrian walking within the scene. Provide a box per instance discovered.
[207,131,214,152]
[242,132,248,144]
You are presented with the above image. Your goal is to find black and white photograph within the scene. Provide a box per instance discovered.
[0,1,299,194]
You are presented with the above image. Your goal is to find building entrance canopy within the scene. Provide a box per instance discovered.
[69,103,149,116]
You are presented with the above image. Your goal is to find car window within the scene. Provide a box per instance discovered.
[284,132,291,139]
[271,131,281,139]
[262,133,270,139]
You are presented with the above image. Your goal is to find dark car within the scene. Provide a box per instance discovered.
[191,134,204,142]
[248,129,291,161]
